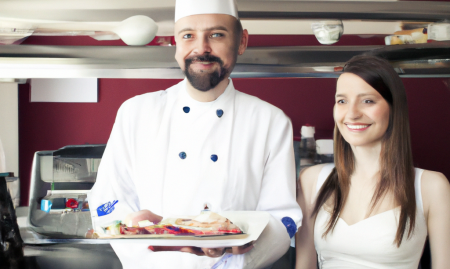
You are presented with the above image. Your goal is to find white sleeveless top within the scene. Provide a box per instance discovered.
[314,164,428,269]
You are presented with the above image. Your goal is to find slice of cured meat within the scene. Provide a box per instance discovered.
[101,211,243,237]
[167,211,243,236]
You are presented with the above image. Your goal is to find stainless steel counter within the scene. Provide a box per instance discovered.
[23,244,122,269]
[17,207,122,269]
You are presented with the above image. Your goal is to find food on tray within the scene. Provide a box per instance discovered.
[120,224,197,236]
[96,211,243,237]
[99,220,122,235]
[174,212,240,231]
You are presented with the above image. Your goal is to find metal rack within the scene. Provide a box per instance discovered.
[0,42,449,78]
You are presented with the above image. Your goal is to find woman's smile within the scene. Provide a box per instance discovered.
[345,123,372,132]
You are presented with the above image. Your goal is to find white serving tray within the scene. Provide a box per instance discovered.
[98,211,270,248]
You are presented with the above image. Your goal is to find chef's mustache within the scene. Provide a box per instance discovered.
[185,54,224,66]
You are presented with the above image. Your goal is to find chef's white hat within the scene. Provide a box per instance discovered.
[175,0,239,22]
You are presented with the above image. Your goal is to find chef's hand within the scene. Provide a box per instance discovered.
[148,242,254,257]
[124,210,163,226]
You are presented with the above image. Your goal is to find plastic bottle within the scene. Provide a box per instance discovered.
[299,125,316,171]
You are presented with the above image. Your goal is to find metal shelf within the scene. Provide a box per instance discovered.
[1,42,449,78]
[238,1,450,21]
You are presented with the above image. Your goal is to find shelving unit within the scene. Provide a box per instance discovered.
[0,41,449,78]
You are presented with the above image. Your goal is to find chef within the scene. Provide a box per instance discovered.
[88,0,302,268]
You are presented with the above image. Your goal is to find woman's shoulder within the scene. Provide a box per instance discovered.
[299,164,331,201]
[420,169,450,215]
[421,169,449,193]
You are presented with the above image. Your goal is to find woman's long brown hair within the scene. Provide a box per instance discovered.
[312,55,416,247]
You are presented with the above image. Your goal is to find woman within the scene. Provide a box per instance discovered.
[296,55,450,269]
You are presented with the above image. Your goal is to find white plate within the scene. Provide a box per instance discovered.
[98,211,270,248]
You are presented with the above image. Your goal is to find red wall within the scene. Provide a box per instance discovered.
[21,34,387,47]
[18,77,450,206]
[17,35,450,206]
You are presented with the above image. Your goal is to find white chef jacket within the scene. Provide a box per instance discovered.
[89,78,302,269]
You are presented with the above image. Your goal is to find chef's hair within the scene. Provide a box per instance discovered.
[312,55,416,247]
[233,19,244,48]
[234,19,243,36]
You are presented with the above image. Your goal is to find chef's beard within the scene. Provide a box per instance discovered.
[184,54,229,92]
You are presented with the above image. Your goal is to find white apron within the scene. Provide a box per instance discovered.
[89,79,302,268]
